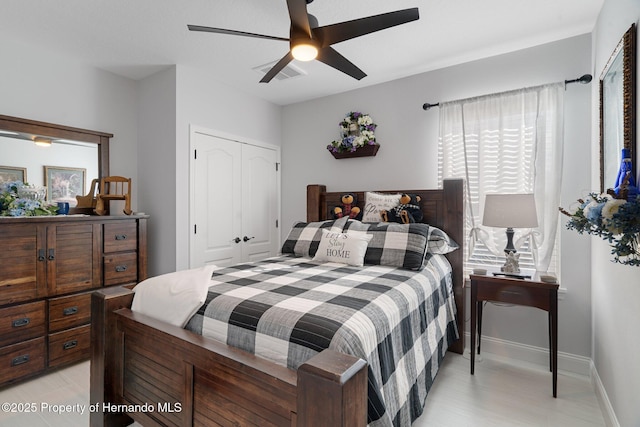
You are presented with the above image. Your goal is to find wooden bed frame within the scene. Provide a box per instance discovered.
[90,179,465,427]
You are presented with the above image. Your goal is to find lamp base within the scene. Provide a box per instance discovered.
[500,250,521,274]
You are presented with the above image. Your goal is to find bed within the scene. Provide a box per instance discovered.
[90,179,465,427]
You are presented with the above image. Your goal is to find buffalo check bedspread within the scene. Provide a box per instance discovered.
[185,254,458,427]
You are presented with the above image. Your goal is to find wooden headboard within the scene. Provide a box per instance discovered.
[306,179,465,355]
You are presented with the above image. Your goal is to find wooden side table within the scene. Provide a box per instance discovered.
[470,272,559,397]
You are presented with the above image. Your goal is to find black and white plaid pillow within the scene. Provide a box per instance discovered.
[281,216,348,257]
[343,220,430,270]
[428,226,459,254]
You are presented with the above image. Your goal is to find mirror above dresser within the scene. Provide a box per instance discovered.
[0,115,112,209]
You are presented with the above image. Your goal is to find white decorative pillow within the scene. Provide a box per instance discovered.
[312,229,373,267]
[363,192,401,223]
[132,265,217,328]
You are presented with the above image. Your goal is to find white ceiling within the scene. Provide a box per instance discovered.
[1,0,603,106]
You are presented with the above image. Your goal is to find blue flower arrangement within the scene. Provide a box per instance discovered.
[0,181,58,216]
[327,111,378,154]
[560,193,640,266]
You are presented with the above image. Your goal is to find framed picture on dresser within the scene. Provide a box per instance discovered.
[44,166,86,206]
[0,166,27,184]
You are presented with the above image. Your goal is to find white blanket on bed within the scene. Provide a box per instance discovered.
[131,265,217,328]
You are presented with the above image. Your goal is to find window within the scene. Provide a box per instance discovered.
[438,84,564,274]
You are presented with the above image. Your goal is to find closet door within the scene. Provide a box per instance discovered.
[192,133,243,267]
[191,131,279,268]
[241,144,279,262]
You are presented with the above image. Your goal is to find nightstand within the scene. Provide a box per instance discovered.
[470,272,559,397]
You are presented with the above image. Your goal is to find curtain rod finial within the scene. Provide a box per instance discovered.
[565,74,592,85]
[577,74,592,84]
[422,102,439,111]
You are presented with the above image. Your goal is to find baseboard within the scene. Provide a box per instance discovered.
[461,333,620,425]
[464,332,591,376]
[591,361,620,427]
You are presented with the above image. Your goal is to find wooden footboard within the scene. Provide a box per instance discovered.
[90,287,367,427]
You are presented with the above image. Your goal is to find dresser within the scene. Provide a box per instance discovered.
[0,215,148,387]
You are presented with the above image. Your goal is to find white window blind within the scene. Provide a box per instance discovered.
[437,84,564,274]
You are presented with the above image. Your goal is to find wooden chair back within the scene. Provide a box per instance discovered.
[75,178,100,209]
[95,176,132,215]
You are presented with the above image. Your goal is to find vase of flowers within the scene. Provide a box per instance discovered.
[327,111,379,158]
[560,193,640,266]
[0,181,58,217]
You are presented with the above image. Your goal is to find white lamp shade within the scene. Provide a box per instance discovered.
[482,193,538,228]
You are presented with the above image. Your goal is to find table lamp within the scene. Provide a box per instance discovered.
[482,193,538,276]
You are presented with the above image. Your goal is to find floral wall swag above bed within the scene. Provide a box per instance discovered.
[327,111,379,159]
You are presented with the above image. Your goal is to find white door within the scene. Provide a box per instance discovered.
[242,143,279,262]
[191,131,279,268]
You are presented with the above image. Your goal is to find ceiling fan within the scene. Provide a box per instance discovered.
[188,0,419,83]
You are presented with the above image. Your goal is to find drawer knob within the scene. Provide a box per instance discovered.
[115,234,127,240]
[63,340,78,351]
[12,318,30,328]
[115,265,128,273]
[11,355,29,366]
[63,306,79,316]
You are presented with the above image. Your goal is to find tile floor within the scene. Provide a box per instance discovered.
[0,352,606,426]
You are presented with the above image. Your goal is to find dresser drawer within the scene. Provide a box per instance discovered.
[48,293,92,333]
[104,222,137,253]
[0,301,46,347]
[0,337,45,384]
[104,252,138,286]
[48,324,91,368]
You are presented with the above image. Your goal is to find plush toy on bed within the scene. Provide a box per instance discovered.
[330,193,362,220]
[380,194,423,224]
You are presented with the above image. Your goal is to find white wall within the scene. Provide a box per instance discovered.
[0,36,139,208]
[282,35,593,360]
[137,66,177,276]
[592,1,640,426]
[137,65,283,274]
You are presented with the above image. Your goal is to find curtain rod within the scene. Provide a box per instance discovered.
[422,73,592,111]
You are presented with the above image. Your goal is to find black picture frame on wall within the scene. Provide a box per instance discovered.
[599,23,636,193]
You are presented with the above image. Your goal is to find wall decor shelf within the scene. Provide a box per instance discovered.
[329,144,380,159]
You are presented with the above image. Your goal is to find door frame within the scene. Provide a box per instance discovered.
[188,124,281,268]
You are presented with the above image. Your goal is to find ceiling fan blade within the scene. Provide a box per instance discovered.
[260,51,295,83]
[286,0,312,37]
[314,8,419,47]
[188,25,289,42]
[316,47,366,80]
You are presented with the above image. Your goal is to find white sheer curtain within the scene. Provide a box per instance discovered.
[438,83,564,272]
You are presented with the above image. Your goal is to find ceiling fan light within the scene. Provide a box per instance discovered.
[291,43,318,61]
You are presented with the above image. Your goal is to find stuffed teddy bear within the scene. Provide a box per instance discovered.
[330,193,362,220]
[380,194,423,224]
